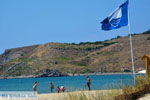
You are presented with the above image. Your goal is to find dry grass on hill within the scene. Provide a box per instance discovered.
[0,31,150,77]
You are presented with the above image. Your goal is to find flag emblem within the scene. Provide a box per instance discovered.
[101,0,129,31]
[109,8,122,27]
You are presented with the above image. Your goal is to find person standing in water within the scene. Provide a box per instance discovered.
[56,86,60,93]
[50,82,54,93]
[60,86,65,92]
[33,81,38,94]
[86,76,91,90]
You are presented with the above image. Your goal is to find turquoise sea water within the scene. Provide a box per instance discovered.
[0,74,141,94]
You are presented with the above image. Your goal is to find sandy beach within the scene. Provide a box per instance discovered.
[0,89,150,100]
[138,94,150,100]
[0,89,122,100]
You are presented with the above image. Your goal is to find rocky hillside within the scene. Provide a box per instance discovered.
[0,30,150,78]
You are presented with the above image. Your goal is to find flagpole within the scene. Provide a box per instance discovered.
[128,0,136,85]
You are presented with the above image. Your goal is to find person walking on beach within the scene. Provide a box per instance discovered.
[33,81,38,94]
[86,76,91,90]
[50,82,54,93]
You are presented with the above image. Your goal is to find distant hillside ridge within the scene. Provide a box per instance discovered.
[0,30,150,78]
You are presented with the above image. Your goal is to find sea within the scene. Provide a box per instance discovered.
[0,74,144,94]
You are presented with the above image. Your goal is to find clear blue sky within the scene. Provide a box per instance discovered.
[0,0,150,54]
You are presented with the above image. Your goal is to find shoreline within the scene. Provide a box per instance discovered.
[0,72,142,79]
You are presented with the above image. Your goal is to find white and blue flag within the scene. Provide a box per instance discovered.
[101,0,129,31]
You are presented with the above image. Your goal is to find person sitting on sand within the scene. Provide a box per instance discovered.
[33,81,38,94]
[50,82,54,93]
[56,86,60,93]
[86,76,91,90]
[60,86,65,92]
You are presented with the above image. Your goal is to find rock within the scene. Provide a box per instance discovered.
[36,69,68,77]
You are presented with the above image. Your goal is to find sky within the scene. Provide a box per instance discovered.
[0,0,150,54]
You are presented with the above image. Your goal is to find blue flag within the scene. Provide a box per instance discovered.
[101,0,129,31]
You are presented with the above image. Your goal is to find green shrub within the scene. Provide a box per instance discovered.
[142,30,150,34]
[147,37,150,40]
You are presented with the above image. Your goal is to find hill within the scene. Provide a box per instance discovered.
[0,30,150,78]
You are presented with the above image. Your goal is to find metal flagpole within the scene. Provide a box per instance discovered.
[128,0,136,85]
